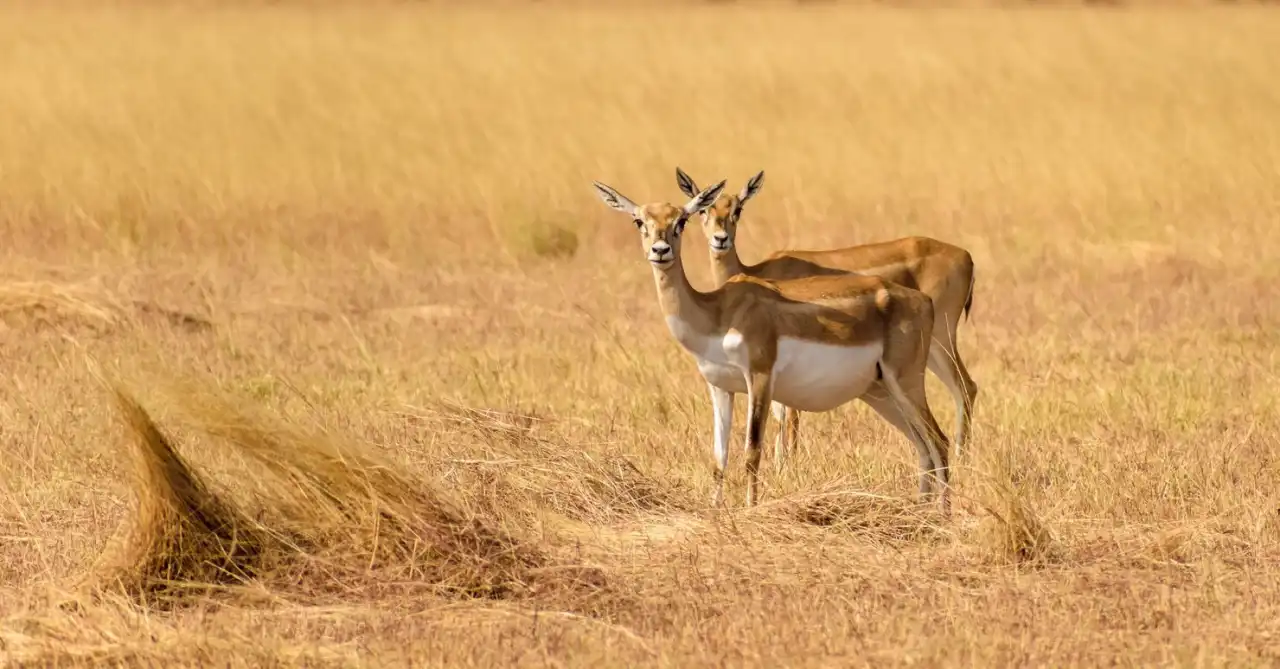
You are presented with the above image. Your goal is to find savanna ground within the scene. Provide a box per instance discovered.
[2,3,1279,667]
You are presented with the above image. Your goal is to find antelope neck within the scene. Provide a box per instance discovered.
[710,247,747,287]
[652,254,723,341]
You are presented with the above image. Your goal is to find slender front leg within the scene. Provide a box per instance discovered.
[708,383,734,508]
[771,402,788,471]
[771,402,802,471]
[784,407,801,459]
[744,371,774,507]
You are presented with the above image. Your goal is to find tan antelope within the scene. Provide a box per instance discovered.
[675,168,979,464]
[591,177,952,513]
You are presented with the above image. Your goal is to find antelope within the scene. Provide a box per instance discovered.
[591,177,951,513]
[675,168,979,465]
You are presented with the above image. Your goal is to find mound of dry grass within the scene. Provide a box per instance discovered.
[85,379,586,608]
[85,388,266,605]
[749,481,944,543]
[0,281,124,330]
[404,401,696,525]
[0,591,356,668]
[971,475,1057,565]
[172,388,548,601]
[0,279,214,335]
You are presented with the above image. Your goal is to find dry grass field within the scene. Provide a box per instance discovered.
[2,3,1280,666]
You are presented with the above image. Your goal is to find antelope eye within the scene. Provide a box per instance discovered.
[633,219,644,229]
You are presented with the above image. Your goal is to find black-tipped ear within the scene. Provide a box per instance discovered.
[592,181,639,215]
[683,179,727,216]
[740,170,765,203]
[675,167,700,199]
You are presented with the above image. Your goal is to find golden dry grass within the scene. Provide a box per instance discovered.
[2,3,1280,666]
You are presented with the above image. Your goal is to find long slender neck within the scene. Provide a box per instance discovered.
[709,247,746,287]
[653,253,721,342]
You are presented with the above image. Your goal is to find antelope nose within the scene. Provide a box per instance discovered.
[713,233,729,244]
[650,242,672,255]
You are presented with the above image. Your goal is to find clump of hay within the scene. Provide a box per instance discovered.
[470,445,690,526]
[403,401,695,524]
[973,481,1056,565]
[749,482,943,543]
[0,280,123,329]
[86,378,571,606]
[84,387,266,604]
[1141,522,1254,566]
[0,591,358,666]
[174,390,545,600]
[0,280,212,333]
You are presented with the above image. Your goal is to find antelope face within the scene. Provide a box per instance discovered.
[675,168,765,258]
[635,203,690,268]
[701,194,743,256]
[592,178,728,271]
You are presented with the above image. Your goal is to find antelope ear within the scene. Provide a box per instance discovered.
[675,167,700,199]
[592,181,639,216]
[682,179,727,217]
[739,170,765,203]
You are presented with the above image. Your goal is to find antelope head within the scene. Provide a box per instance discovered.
[675,167,765,257]
[592,179,728,269]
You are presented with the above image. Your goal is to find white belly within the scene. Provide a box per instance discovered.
[666,319,882,409]
[667,317,751,393]
[771,338,882,412]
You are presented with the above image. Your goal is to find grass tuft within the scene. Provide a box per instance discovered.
[85,386,266,605]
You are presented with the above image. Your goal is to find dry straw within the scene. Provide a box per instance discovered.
[748,481,946,543]
[82,376,573,607]
[84,387,266,604]
[402,400,696,526]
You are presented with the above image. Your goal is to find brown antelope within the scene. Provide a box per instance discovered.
[675,168,979,464]
[591,177,951,513]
